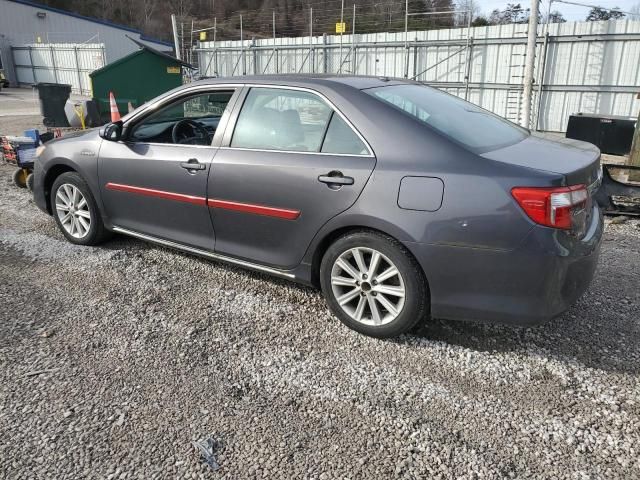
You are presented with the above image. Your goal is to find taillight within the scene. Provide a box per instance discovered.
[511,185,588,230]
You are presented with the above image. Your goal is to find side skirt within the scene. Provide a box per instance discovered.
[111,226,297,280]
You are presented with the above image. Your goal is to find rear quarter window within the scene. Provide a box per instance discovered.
[321,114,369,155]
[365,84,528,154]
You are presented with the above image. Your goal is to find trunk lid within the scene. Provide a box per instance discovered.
[483,133,602,238]
[481,133,601,188]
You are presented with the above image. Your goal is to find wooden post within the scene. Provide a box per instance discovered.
[521,0,540,129]
[629,106,640,167]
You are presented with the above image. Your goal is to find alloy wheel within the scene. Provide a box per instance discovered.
[330,247,406,326]
[55,183,91,239]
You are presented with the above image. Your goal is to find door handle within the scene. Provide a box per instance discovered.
[318,172,354,186]
[180,158,206,171]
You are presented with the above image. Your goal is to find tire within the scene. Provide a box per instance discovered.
[50,172,112,246]
[12,168,27,188]
[26,172,34,191]
[320,230,429,338]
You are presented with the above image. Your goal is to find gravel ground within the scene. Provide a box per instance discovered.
[0,87,44,137]
[0,114,44,137]
[1,161,639,479]
[0,87,90,136]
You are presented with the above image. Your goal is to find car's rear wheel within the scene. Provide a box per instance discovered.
[50,172,111,246]
[320,231,429,338]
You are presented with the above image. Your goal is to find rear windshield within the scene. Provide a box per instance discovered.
[365,84,528,153]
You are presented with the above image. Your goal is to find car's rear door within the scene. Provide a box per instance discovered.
[98,86,240,251]
[207,85,376,269]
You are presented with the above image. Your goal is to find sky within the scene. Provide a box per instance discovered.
[477,0,639,20]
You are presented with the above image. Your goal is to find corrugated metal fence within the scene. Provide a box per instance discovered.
[11,43,106,96]
[196,20,640,132]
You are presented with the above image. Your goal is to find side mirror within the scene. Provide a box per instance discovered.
[99,121,123,141]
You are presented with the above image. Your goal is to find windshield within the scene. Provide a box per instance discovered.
[365,84,528,153]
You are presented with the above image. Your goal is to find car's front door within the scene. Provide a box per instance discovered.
[208,86,376,269]
[98,87,239,251]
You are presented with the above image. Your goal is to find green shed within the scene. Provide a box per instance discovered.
[90,38,192,123]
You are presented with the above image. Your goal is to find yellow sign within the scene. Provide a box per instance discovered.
[199,31,207,41]
[167,66,181,74]
[336,22,346,34]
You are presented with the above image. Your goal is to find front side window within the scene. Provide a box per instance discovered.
[365,84,528,153]
[129,90,234,145]
[231,88,333,152]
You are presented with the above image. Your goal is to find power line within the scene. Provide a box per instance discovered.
[186,0,462,41]
[552,0,636,16]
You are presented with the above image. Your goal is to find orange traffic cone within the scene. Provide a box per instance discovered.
[127,101,135,113]
[109,91,121,122]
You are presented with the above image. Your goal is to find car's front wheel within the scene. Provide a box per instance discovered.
[50,172,111,246]
[320,231,429,338]
[12,168,27,188]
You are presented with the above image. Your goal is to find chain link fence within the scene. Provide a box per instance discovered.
[10,43,106,95]
[195,19,640,132]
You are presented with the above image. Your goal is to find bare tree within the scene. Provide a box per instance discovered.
[544,10,566,23]
[492,3,529,24]
[173,0,192,19]
[374,0,401,27]
[141,0,160,29]
[586,6,625,21]
[454,0,480,26]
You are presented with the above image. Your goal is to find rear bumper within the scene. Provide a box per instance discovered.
[408,204,604,326]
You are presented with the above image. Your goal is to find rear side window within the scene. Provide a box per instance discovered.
[365,84,528,153]
[321,114,369,155]
[231,88,332,152]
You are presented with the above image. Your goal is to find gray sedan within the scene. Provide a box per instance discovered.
[32,76,603,338]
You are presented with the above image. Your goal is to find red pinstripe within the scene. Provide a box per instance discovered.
[105,182,207,206]
[105,183,300,220]
[207,198,300,220]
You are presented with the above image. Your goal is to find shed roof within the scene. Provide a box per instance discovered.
[90,38,193,78]
[127,37,193,68]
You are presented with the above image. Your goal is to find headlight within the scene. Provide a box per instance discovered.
[35,145,46,157]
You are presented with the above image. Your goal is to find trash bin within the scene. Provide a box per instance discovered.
[36,83,72,127]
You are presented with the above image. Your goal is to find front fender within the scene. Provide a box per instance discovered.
[37,134,107,222]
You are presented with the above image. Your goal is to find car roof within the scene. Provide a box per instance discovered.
[192,75,412,91]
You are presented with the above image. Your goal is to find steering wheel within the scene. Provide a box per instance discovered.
[171,119,210,145]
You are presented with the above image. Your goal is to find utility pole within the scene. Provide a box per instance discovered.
[273,10,277,74]
[171,14,181,60]
[630,106,640,167]
[213,17,217,76]
[404,0,409,77]
[240,15,245,75]
[310,7,314,73]
[339,0,344,74]
[463,8,472,100]
[521,0,540,129]
[190,19,194,64]
[352,3,357,74]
